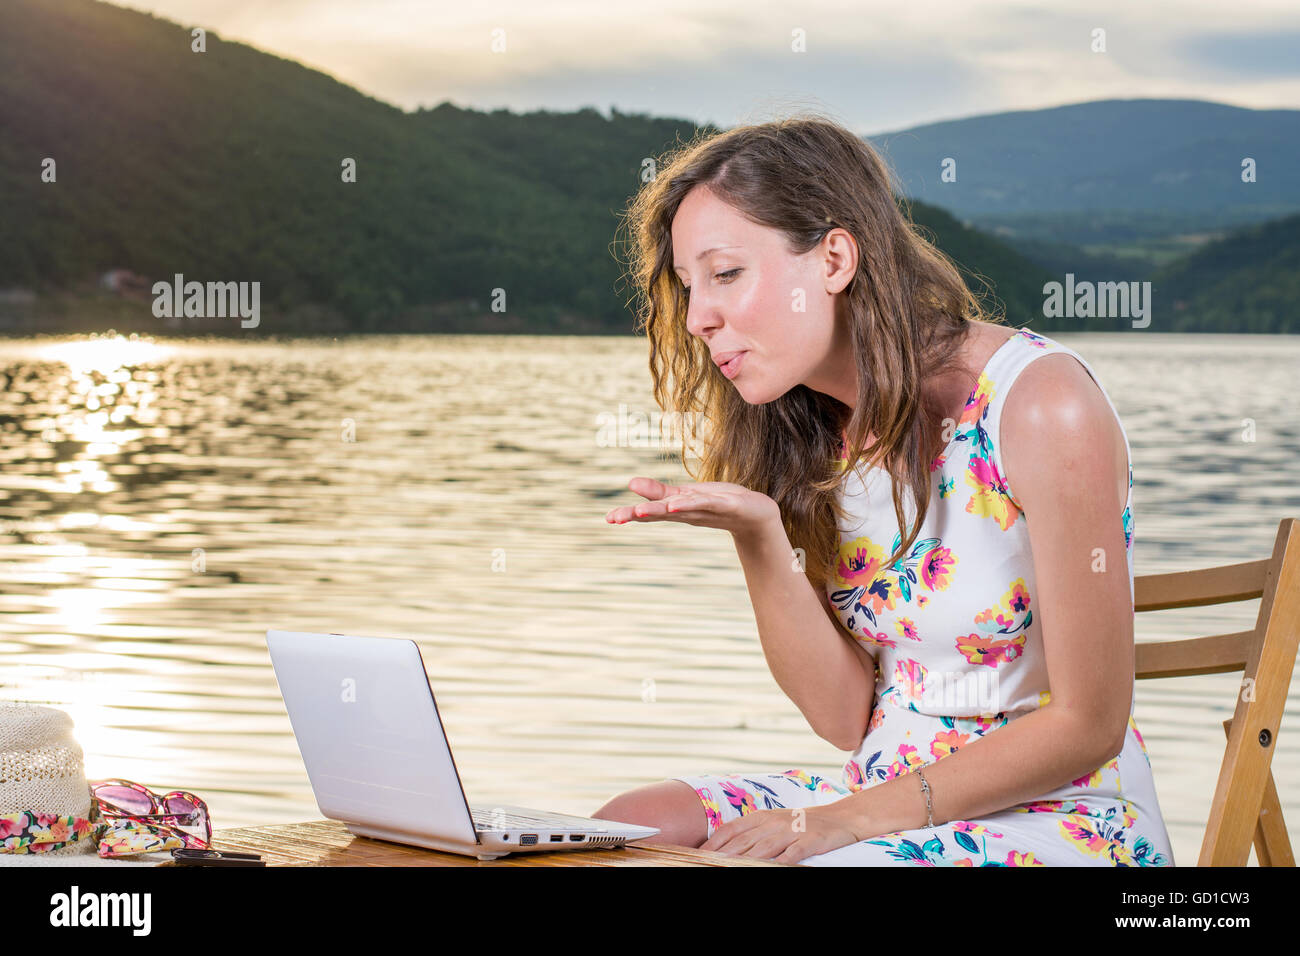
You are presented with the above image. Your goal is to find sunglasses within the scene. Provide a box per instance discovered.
[89,778,212,849]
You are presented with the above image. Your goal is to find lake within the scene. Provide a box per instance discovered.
[1,330,1297,866]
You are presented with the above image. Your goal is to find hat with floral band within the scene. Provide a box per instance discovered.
[0,701,101,856]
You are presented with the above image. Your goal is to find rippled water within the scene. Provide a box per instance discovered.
[1,331,1297,866]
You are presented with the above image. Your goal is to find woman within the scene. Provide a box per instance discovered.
[594,115,1174,867]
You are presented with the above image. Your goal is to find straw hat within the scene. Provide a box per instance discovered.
[0,702,98,855]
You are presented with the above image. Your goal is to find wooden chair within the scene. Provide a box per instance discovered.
[1134,516,1299,866]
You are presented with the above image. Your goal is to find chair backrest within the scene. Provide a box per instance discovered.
[1133,516,1300,866]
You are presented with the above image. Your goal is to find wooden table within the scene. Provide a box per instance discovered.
[158,819,793,866]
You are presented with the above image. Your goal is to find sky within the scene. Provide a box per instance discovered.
[110,0,1300,135]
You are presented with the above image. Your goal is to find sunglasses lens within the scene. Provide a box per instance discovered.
[163,794,197,815]
[164,795,210,842]
[96,785,152,815]
[166,795,205,825]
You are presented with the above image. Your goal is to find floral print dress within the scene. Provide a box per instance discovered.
[670,326,1175,866]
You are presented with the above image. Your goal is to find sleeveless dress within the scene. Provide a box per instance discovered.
[668,326,1175,866]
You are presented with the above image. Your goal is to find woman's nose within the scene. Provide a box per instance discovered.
[684,296,720,339]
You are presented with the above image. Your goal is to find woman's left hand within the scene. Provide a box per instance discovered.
[699,802,865,864]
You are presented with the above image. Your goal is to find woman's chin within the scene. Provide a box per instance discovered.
[735,380,783,405]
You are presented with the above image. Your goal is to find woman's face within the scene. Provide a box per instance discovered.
[671,185,858,407]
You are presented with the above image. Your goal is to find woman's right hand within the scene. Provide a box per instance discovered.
[604,477,780,541]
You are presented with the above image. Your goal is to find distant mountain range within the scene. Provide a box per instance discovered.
[0,0,1295,334]
[871,99,1299,238]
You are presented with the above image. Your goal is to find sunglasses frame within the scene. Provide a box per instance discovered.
[89,778,212,849]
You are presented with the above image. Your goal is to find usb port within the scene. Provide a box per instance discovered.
[549,834,564,842]
[520,834,538,846]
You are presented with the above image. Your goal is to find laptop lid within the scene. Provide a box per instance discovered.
[265,629,479,847]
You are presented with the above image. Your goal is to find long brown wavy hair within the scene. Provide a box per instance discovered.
[617,112,1009,594]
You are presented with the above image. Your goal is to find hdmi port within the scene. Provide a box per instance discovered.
[569,834,585,841]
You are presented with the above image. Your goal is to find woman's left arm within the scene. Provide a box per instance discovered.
[823,353,1136,840]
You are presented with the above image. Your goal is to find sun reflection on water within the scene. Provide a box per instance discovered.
[36,333,172,375]
[25,334,171,497]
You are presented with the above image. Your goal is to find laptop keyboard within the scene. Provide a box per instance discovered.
[470,807,593,831]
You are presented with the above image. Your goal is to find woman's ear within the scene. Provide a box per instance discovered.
[823,228,858,295]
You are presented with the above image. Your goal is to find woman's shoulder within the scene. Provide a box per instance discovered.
[996,335,1131,512]
[982,326,1113,428]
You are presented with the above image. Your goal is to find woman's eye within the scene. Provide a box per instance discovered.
[680,268,741,295]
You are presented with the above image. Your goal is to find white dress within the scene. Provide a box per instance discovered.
[669,326,1175,866]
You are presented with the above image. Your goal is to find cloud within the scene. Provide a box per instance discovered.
[1175,30,1300,79]
[103,0,1300,129]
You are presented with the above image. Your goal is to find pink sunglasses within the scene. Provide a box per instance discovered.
[89,778,212,849]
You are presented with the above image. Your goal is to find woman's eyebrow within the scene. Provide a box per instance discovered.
[674,245,741,269]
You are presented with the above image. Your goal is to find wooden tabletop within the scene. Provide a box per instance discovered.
[158,819,794,866]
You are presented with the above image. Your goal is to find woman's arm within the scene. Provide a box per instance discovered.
[823,353,1136,838]
[733,520,876,750]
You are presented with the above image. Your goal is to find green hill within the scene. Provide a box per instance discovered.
[1147,212,1300,333]
[0,0,613,330]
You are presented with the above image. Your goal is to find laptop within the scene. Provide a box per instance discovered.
[265,629,660,860]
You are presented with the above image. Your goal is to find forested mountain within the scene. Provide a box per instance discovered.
[1147,212,1300,333]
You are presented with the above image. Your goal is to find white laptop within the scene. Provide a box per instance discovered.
[265,629,660,860]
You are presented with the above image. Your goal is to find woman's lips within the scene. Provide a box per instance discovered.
[719,351,747,379]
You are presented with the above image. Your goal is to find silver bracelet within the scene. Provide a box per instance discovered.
[916,766,935,829]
